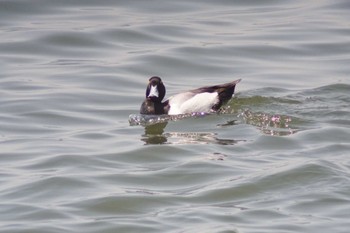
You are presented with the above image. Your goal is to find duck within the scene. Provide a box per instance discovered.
[140,76,241,115]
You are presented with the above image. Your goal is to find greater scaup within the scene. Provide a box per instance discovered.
[140,76,241,115]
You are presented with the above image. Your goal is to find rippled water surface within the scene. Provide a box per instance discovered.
[1,1,350,232]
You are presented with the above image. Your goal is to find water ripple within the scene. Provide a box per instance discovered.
[1,0,350,232]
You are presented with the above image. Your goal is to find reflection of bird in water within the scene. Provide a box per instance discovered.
[142,122,168,145]
[141,122,243,145]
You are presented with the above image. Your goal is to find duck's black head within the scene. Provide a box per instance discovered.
[146,76,166,103]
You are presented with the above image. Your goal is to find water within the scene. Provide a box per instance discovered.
[1,0,350,232]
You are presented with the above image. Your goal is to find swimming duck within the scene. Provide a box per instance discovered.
[140,76,241,115]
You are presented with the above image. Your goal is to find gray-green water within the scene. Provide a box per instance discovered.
[1,1,350,232]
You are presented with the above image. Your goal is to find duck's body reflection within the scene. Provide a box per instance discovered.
[141,121,241,145]
[142,122,168,144]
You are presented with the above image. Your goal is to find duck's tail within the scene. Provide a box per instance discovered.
[209,79,242,111]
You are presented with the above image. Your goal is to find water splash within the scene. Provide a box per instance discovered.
[222,96,298,136]
[238,109,297,136]
[128,112,209,126]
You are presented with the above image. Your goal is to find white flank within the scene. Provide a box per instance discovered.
[168,92,219,115]
[148,85,159,98]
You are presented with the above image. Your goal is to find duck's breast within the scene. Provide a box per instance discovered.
[168,92,219,115]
